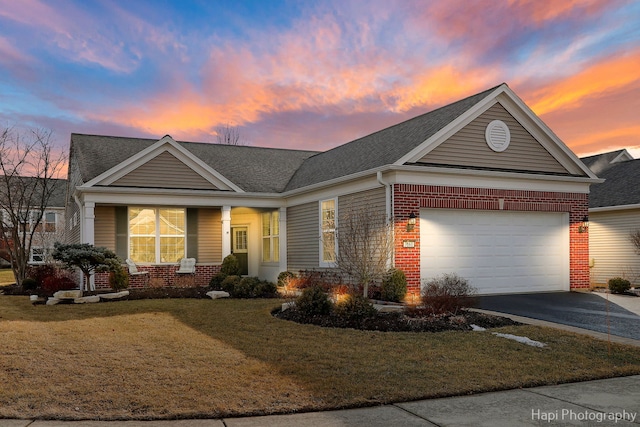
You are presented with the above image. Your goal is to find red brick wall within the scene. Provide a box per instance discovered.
[95,264,221,290]
[393,184,589,294]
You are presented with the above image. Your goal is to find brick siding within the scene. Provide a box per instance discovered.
[393,184,589,294]
[95,264,221,290]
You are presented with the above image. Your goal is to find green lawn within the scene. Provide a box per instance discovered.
[1,295,639,420]
[0,269,15,285]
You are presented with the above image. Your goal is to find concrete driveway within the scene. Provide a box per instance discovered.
[476,291,640,341]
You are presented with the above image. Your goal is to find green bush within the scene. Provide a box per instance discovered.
[220,254,241,276]
[22,278,38,291]
[221,275,241,294]
[380,268,407,302]
[255,280,278,297]
[335,294,377,320]
[108,265,130,291]
[277,270,296,287]
[209,272,226,290]
[296,285,333,316]
[232,277,256,298]
[608,277,631,294]
[421,273,476,315]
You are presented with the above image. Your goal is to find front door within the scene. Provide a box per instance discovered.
[231,226,249,275]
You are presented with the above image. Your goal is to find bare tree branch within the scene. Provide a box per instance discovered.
[214,123,246,145]
[333,202,394,297]
[0,126,67,286]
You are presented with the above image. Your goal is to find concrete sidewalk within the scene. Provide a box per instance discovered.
[4,375,640,426]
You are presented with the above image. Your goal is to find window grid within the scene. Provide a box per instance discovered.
[261,211,279,263]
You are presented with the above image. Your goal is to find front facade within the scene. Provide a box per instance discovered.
[67,84,598,294]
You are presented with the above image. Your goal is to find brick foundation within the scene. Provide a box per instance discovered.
[95,264,221,290]
[393,184,589,294]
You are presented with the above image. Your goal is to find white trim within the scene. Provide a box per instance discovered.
[319,198,337,268]
[590,204,640,213]
[612,149,634,163]
[82,135,244,192]
[278,207,287,273]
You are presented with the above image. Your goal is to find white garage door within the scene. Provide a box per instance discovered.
[420,209,569,295]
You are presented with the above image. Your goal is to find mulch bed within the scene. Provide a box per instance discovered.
[274,307,520,332]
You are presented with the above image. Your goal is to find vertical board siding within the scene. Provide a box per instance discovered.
[590,209,640,286]
[287,202,319,271]
[198,208,222,263]
[94,206,116,249]
[112,151,218,189]
[422,103,569,174]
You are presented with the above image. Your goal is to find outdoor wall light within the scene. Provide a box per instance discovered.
[406,212,416,232]
[579,215,589,233]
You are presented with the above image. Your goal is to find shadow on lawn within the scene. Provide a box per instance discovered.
[2,294,640,408]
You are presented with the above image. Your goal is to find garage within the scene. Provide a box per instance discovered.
[420,209,569,295]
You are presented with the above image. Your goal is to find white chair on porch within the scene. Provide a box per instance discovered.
[126,259,149,277]
[176,258,196,274]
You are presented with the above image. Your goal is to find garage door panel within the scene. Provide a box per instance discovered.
[420,209,569,295]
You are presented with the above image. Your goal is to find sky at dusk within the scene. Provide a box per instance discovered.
[1,0,639,161]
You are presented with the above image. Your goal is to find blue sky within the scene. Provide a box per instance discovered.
[0,0,639,158]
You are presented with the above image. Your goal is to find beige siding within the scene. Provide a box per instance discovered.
[94,206,116,249]
[198,208,222,263]
[590,209,640,286]
[338,187,386,217]
[287,202,319,271]
[421,103,569,174]
[112,151,219,190]
[65,156,83,244]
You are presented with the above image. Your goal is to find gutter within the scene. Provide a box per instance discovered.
[377,171,392,221]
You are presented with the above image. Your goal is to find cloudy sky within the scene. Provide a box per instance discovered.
[0,0,639,158]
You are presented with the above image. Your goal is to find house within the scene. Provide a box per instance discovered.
[581,149,640,286]
[66,83,599,294]
[0,177,66,265]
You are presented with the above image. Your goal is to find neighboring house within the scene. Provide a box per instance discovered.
[581,149,640,286]
[0,177,66,265]
[66,83,599,294]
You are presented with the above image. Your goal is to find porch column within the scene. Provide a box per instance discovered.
[83,202,95,245]
[221,206,231,258]
[279,207,287,272]
[83,202,96,291]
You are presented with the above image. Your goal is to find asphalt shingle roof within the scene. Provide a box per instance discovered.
[284,84,502,191]
[70,84,503,194]
[586,157,640,208]
[580,150,628,175]
[70,134,318,193]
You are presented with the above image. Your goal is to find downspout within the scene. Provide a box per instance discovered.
[377,171,394,269]
[73,193,87,291]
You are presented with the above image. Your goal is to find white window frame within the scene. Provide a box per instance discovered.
[128,207,186,264]
[261,211,279,263]
[30,247,46,264]
[319,198,337,267]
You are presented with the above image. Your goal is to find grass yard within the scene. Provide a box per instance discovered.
[1,296,640,420]
[0,269,15,285]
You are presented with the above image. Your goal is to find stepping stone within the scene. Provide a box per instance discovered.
[206,290,230,299]
[281,301,296,311]
[53,290,82,300]
[74,295,100,303]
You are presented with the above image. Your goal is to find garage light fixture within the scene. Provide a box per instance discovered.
[406,212,416,232]
[579,216,589,233]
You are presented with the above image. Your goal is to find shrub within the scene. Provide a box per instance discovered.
[608,277,631,294]
[27,264,58,287]
[421,273,476,315]
[277,271,296,288]
[221,275,241,294]
[296,285,333,316]
[220,254,241,276]
[255,280,278,298]
[209,272,226,290]
[108,265,130,291]
[42,272,77,292]
[21,278,38,291]
[296,270,343,292]
[380,268,407,302]
[334,294,377,320]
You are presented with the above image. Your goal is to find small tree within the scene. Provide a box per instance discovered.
[630,230,640,255]
[52,242,121,291]
[333,202,394,298]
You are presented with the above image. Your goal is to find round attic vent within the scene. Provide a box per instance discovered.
[485,120,511,152]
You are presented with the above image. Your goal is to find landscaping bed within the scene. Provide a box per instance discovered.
[274,306,519,332]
